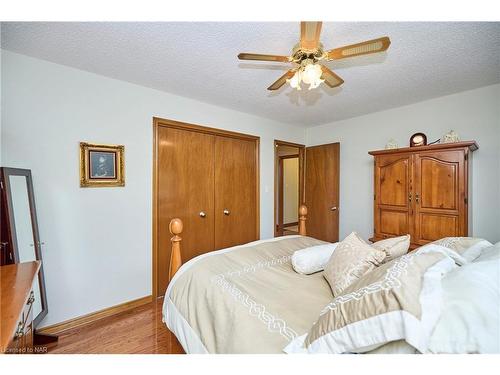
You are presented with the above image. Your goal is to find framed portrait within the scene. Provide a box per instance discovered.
[80,142,125,187]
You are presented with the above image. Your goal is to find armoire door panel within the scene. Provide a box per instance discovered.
[374,154,411,239]
[414,150,465,244]
[419,157,459,210]
[305,143,340,243]
[378,209,409,237]
[157,127,215,295]
[214,136,258,250]
[378,157,409,207]
[419,214,459,242]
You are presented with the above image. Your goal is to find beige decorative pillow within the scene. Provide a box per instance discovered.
[430,237,492,263]
[284,251,456,354]
[323,232,386,297]
[373,235,411,263]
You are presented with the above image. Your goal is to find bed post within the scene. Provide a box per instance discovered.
[298,204,307,236]
[169,218,183,282]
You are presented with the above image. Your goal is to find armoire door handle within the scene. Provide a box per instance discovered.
[199,211,206,218]
[223,209,230,216]
[330,206,337,211]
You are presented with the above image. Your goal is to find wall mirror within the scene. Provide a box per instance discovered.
[1,167,48,327]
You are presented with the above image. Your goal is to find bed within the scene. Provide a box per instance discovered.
[162,206,500,354]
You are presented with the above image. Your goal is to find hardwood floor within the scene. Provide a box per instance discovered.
[48,298,185,354]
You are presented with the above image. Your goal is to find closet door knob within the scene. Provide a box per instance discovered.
[330,206,337,211]
[223,209,230,216]
[199,211,206,218]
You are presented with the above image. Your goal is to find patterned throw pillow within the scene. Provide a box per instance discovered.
[428,237,492,264]
[373,235,411,263]
[323,232,386,297]
[285,250,456,354]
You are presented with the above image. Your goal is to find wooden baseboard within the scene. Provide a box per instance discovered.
[37,295,153,335]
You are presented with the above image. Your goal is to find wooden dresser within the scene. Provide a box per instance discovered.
[369,141,478,249]
[1,261,41,354]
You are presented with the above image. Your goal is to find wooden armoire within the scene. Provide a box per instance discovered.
[369,141,478,249]
[153,118,260,296]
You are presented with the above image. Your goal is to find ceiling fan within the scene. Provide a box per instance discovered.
[238,22,391,91]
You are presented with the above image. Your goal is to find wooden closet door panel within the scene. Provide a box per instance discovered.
[157,127,215,295]
[374,155,411,239]
[214,136,258,250]
[305,143,340,243]
[414,150,465,244]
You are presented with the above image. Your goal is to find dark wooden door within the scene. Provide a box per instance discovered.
[157,127,215,295]
[374,154,412,240]
[214,136,258,250]
[413,150,465,245]
[305,143,340,242]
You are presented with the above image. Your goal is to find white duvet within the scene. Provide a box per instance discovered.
[428,242,500,353]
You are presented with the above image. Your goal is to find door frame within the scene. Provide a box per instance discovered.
[153,117,260,298]
[274,140,305,237]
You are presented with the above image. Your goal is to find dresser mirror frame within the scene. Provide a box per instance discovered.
[1,167,49,327]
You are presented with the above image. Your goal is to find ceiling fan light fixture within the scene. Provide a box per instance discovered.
[301,63,324,90]
[287,70,302,90]
[287,63,324,91]
[301,63,321,84]
[307,77,324,90]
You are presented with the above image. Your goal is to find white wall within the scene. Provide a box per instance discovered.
[307,84,500,244]
[1,50,306,327]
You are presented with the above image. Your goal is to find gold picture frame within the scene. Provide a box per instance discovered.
[80,142,125,187]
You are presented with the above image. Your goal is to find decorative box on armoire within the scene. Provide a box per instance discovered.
[368,141,478,249]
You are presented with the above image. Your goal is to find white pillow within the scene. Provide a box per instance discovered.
[428,253,500,353]
[291,243,339,274]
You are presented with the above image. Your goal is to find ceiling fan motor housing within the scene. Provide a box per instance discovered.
[291,43,325,65]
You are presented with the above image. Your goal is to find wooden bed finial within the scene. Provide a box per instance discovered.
[168,218,183,282]
[298,204,307,236]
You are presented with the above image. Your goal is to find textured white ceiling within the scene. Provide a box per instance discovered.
[1,22,499,127]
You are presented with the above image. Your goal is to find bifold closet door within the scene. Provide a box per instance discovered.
[157,127,215,295]
[214,136,258,250]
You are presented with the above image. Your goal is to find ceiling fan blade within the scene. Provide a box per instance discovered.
[326,36,391,60]
[300,21,323,50]
[267,70,295,91]
[238,53,290,62]
[320,65,344,88]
